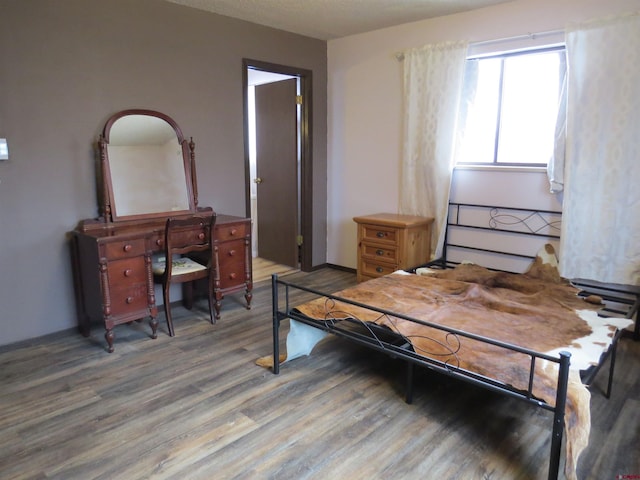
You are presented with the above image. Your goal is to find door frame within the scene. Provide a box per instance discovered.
[242,59,313,272]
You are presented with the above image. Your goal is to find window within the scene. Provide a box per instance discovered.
[456,47,565,166]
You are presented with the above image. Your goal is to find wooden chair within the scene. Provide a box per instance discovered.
[152,214,216,336]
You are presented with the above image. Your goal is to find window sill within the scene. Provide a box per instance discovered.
[454,164,547,173]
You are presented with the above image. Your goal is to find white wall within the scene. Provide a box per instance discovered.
[327,0,640,269]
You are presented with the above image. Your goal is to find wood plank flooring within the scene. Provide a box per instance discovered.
[1,267,638,480]
[251,257,299,284]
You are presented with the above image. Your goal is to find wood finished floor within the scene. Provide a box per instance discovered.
[1,267,639,480]
[251,257,299,284]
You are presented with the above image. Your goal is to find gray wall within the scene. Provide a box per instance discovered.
[0,0,328,346]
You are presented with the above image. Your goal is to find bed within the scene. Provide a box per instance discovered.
[267,203,639,480]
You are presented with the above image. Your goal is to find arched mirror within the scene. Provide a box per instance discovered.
[98,110,197,222]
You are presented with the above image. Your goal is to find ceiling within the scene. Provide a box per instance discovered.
[165,0,515,40]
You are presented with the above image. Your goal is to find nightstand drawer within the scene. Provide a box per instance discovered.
[360,224,398,245]
[361,243,398,263]
[360,259,398,278]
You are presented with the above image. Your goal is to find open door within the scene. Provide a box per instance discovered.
[254,78,299,267]
[243,59,313,272]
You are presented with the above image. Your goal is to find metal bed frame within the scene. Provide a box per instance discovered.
[271,277,573,480]
[270,203,639,480]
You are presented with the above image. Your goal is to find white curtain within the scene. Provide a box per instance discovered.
[557,12,640,284]
[400,41,468,259]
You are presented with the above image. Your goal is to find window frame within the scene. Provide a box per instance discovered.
[456,45,566,168]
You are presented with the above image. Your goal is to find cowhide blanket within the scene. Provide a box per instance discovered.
[285,246,633,479]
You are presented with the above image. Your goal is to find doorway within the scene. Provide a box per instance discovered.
[243,59,313,272]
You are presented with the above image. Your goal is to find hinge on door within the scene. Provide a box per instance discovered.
[296,235,303,246]
[296,95,303,105]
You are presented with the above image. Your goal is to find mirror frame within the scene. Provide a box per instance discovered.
[98,109,199,223]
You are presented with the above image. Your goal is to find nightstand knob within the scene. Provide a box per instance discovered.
[376,249,384,256]
[376,231,384,238]
[376,267,383,273]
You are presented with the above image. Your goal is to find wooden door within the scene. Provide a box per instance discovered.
[254,78,299,267]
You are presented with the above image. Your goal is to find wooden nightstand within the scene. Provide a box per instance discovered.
[353,213,434,282]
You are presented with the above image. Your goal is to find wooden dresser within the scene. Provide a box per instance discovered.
[353,213,434,282]
[71,109,253,352]
[73,213,252,352]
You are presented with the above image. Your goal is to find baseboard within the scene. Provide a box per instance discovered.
[324,263,356,274]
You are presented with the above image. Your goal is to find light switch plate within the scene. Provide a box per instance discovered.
[0,139,8,160]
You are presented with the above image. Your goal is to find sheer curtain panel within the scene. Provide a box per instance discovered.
[559,12,640,285]
[400,41,468,259]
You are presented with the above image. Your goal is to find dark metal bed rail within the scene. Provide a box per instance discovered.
[571,278,640,340]
[271,274,571,480]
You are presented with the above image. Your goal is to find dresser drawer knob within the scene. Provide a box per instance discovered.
[376,231,385,238]
[124,269,133,277]
[228,249,236,257]
[376,249,384,256]
[123,244,132,252]
[126,296,134,304]
[156,239,163,247]
[230,228,237,236]
[376,267,384,273]
[198,233,205,240]
[229,272,237,280]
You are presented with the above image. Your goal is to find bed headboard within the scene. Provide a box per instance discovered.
[423,202,562,274]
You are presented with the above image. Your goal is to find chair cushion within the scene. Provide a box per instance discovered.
[152,256,207,276]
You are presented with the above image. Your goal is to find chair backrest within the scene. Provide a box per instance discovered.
[163,214,216,278]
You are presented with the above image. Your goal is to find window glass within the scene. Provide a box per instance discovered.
[457,48,565,166]
[457,58,501,164]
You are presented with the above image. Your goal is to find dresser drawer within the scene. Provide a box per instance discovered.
[107,258,147,287]
[104,238,146,260]
[218,262,246,289]
[360,224,398,245]
[149,231,164,252]
[361,243,398,263]
[217,239,245,262]
[216,222,248,241]
[359,259,398,278]
[171,225,208,247]
[108,282,149,318]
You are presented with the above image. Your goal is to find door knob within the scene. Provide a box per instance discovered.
[254,177,263,184]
